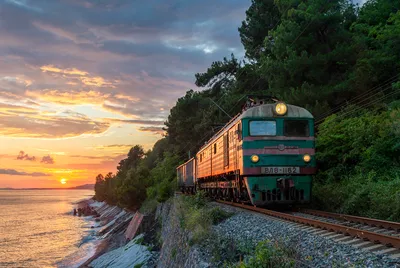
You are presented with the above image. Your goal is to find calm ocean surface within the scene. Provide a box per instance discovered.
[0,190,96,268]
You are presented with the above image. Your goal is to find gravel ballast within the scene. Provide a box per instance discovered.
[204,202,400,268]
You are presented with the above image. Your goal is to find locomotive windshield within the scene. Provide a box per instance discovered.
[249,120,276,136]
[284,120,309,137]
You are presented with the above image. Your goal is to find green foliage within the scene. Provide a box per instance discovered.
[171,248,177,259]
[93,141,180,210]
[207,236,255,266]
[316,107,400,181]
[236,240,297,268]
[238,0,281,60]
[134,236,144,245]
[314,106,400,220]
[176,193,234,245]
[313,172,400,221]
[209,207,235,225]
[139,198,159,215]
[195,54,240,91]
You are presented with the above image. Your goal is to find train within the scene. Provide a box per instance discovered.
[176,97,316,206]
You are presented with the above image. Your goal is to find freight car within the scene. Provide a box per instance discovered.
[177,98,316,206]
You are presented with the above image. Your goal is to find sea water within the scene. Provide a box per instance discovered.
[0,190,97,268]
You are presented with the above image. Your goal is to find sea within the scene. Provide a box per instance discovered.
[0,189,99,268]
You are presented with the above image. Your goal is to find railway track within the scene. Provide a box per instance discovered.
[215,200,400,260]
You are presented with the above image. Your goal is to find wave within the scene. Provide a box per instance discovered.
[31,230,63,238]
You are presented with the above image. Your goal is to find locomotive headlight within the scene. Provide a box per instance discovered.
[251,155,259,163]
[275,102,287,115]
[303,154,311,163]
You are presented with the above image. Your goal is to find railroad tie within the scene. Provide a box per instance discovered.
[374,247,399,255]
[361,244,387,252]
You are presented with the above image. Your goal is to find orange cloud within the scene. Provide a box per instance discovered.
[39,64,115,88]
[40,65,88,76]
[41,155,55,164]
[0,113,110,138]
[0,169,50,177]
[17,151,36,161]
[114,94,140,102]
[69,155,116,160]
[93,144,133,151]
[25,89,110,105]
[80,76,114,87]
[137,126,165,136]
[103,118,165,125]
[0,102,39,115]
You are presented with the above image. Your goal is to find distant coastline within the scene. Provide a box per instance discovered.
[0,184,94,190]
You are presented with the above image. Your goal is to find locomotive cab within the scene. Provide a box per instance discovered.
[240,102,316,206]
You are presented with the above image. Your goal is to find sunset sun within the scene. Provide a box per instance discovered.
[60,178,67,185]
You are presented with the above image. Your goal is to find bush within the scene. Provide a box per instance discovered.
[210,207,235,225]
[139,198,159,215]
[313,172,400,221]
[208,235,254,266]
[313,106,400,220]
[176,192,235,245]
[236,240,297,268]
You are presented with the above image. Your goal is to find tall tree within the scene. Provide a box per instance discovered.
[194,54,240,96]
[259,0,358,115]
[238,0,281,61]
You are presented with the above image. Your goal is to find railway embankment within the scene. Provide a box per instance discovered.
[77,194,400,267]
[164,194,400,267]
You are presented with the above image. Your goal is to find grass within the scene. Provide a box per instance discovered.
[134,236,144,245]
[171,247,177,259]
[139,198,159,215]
[176,191,234,245]
[235,240,298,268]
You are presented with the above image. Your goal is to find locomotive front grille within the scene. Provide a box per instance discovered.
[262,188,305,201]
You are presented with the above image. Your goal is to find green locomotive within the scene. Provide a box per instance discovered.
[177,97,316,206]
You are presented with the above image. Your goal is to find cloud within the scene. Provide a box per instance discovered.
[41,155,55,164]
[69,155,115,160]
[0,0,248,143]
[138,126,165,136]
[0,113,110,138]
[104,118,165,125]
[26,89,110,105]
[0,169,50,177]
[0,102,39,115]
[40,64,88,76]
[25,100,40,106]
[94,144,133,150]
[39,65,116,88]
[17,151,36,161]
[65,154,127,171]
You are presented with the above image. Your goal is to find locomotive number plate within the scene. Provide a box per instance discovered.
[261,167,300,174]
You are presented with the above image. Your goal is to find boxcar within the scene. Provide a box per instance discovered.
[176,157,196,194]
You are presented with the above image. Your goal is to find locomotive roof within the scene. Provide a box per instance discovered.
[241,103,314,119]
[197,103,313,153]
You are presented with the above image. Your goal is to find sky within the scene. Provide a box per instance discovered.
[0,0,250,188]
[0,0,368,188]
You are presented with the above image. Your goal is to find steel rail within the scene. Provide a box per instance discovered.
[216,200,400,249]
[299,209,400,231]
